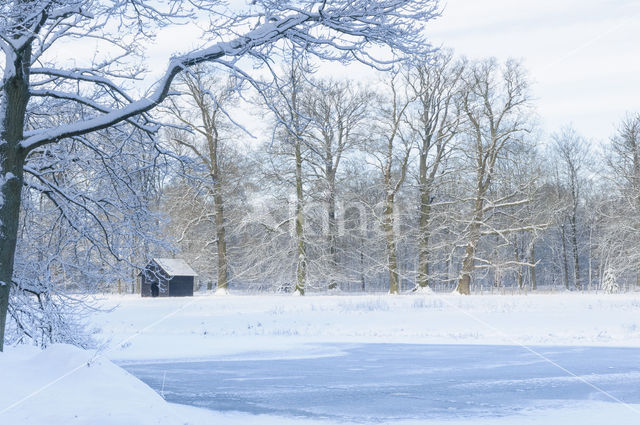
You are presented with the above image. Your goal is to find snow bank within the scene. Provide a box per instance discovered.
[0,344,219,425]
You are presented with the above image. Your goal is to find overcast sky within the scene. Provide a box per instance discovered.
[427,0,640,142]
[141,1,640,143]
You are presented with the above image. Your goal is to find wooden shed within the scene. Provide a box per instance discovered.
[140,258,198,297]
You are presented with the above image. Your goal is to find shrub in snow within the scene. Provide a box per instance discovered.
[601,268,619,294]
[413,285,434,294]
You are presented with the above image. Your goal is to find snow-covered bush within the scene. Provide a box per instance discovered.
[601,268,619,294]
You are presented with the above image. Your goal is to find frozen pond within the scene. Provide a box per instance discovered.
[122,344,640,422]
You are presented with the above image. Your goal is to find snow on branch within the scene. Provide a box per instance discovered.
[30,67,137,103]
[19,1,438,151]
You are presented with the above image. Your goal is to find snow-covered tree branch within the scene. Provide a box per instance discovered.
[0,0,440,350]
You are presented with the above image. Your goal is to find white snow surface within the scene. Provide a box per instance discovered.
[3,292,640,424]
[151,257,198,277]
[0,344,197,425]
[94,292,640,361]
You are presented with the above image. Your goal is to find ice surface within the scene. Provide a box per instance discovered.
[123,343,640,423]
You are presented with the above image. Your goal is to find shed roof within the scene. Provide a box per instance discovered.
[152,258,198,277]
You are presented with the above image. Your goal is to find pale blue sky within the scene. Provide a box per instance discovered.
[428,0,640,142]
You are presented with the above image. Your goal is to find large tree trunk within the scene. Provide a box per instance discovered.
[0,158,25,352]
[529,243,537,291]
[560,224,570,290]
[514,239,523,289]
[213,181,228,292]
[360,246,366,291]
[456,199,483,295]
[0,43,31,351]
[294,142,306,295]
[416,183,432,289]
[326,172,338,290]
[569,214,581,290]
[207,129,229,293]
[384,194,400,294]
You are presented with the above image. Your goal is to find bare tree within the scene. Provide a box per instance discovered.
[455,59,532,295]
[0,0,440,349]
[161,68,240,294]
[260,54,315,294]
[405,52,464,291]
[605,114,640,286]
[303,79,371,289]
[368,72,414,294]
[552,127,590,290]
[492,142,549,290]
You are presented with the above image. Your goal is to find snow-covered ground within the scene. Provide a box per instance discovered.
[94,292,640,361]
[3,291,640,424]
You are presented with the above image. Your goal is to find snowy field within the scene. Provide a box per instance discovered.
[95,292,640,361]
[3,292,640,424]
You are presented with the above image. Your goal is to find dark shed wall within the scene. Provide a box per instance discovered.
[141,272,152,297]
[168,275,194,297]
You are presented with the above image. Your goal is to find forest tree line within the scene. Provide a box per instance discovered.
[154,53,640,296]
